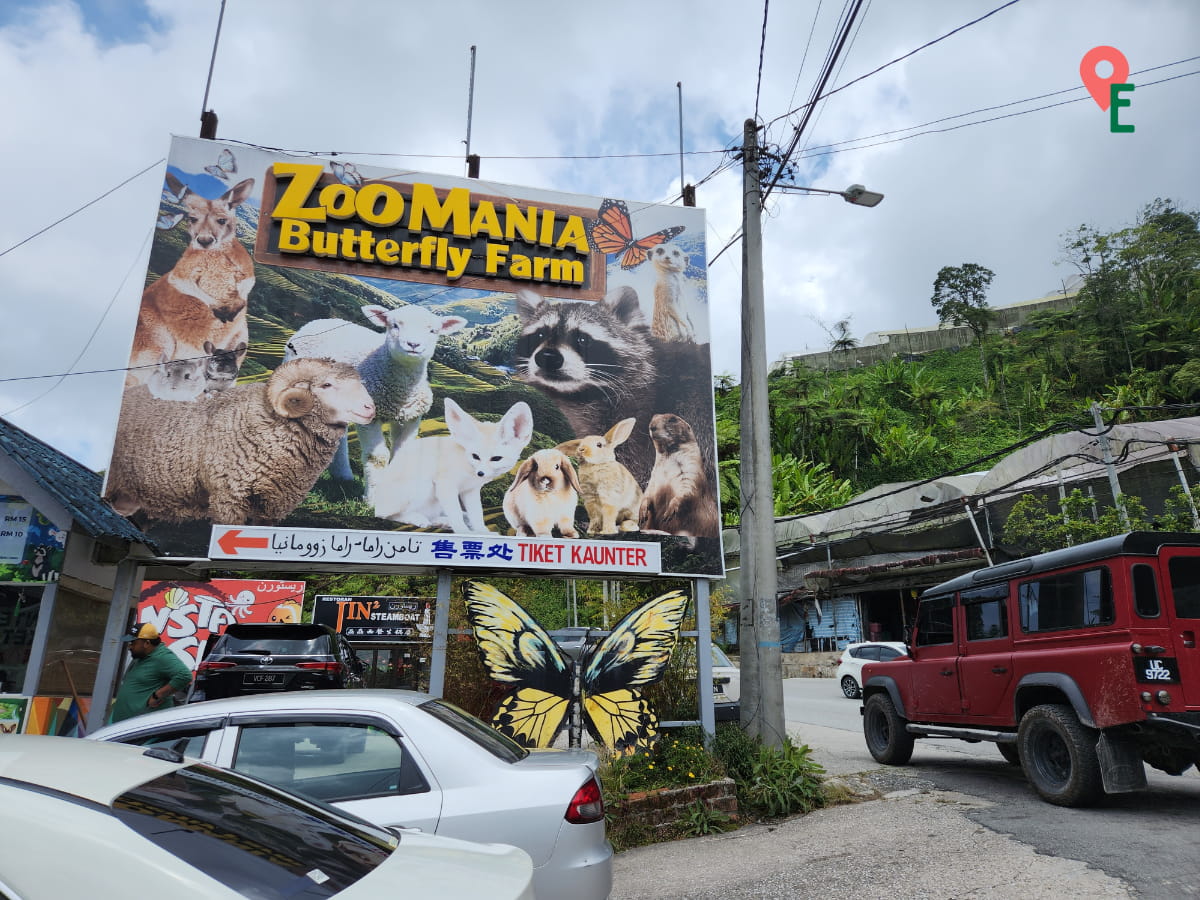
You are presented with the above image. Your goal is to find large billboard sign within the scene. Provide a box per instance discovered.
[104,136,722,577]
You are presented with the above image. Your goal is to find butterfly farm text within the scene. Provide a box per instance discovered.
[258,162,606,297]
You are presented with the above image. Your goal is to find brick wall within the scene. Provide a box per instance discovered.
[613,778,738,834]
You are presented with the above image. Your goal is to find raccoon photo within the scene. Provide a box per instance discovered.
[515,286,715,486]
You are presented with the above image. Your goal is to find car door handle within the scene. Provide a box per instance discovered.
[941,669,954,677]
[992,666,1007,674]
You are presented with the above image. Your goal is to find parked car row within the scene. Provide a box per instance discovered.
[88,689,612,900]
[0,735,536,899]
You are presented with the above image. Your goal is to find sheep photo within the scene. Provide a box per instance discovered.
[104,136,724,578]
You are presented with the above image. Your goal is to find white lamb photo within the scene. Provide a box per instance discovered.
[284,303,467,497]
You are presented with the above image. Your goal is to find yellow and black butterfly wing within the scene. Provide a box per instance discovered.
[493,687,572,750]
[579,589,690,753]
[462,581,573,749]
[582,689,656,756]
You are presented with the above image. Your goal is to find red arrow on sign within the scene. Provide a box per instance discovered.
[216,529,270,556]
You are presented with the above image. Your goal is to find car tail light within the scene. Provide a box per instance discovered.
[295,662,341,673]
[196,661,236,672]
[565,776,604,824]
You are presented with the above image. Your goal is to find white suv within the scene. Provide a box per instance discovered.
[835,641,907,699]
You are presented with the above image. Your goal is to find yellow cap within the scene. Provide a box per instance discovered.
[123,622,160,641]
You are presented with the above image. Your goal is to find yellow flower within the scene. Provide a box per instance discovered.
[689,772,695,778]
[648,763,654,769]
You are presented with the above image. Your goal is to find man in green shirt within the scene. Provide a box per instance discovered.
[109,623,193,723]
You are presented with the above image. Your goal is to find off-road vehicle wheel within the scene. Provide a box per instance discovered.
[840,675,861,699]
[863,692,914,765]
[1017,703,1103,807]
[997,742,1021,766]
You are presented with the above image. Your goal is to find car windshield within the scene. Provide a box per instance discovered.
[220,635,327,655]
[111,763,397,897]
[419,698,529,762]
[711,645,733,668]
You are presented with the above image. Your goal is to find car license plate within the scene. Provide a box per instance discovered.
[242,672,286,687]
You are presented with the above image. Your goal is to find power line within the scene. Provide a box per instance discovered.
[767,0,1024,127]
[0,227,153,417]
[0,158,164,260]
[763,0,864,204]
[793,67,1200,160]
[753,0,770,123]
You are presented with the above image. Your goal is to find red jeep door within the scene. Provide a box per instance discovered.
[955,583,1014,722]
[910,593,963,719]
[1160,548,1200,709]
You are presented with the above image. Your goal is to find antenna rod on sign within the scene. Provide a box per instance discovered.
[464,45,478,177]
[677,82,692,206]
[199,0,227,139]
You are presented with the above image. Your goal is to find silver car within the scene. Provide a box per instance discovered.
[0,734,534,899]
[89,689,612,900]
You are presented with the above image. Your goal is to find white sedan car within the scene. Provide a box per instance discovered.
[835,641,909,699]
[0,734,534,899]
[711,644,741,721]
[89,689,612,900]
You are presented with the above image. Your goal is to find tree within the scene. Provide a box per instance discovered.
[931,263,997,389]
[828,318,858,357]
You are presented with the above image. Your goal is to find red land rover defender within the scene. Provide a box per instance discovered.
[860,531,1200,806]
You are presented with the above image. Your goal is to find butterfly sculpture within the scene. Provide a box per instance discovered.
[587,198,685,270]
[205,148,237,181]
[331,161,364,187]
[463,581,689,755]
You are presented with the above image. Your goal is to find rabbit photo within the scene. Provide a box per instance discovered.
[503,448,582,538]
[557,418,643,535]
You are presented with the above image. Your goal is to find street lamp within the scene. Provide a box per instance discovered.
[738,118,883,746]
[775,182,886,207]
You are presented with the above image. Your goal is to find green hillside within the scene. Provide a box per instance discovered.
[714,199,1200,524]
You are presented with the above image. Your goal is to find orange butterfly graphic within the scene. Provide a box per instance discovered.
[588,198,684,270]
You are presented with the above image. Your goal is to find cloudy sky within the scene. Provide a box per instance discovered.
[1,0,1196,471]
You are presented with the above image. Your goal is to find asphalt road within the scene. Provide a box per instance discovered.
[611,678,1200,899]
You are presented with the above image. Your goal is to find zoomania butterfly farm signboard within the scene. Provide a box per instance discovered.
[103,135,722,578]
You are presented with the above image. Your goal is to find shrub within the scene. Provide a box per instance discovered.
[678,797,734,836]
[599,733,726,796]
[740,738,826,817]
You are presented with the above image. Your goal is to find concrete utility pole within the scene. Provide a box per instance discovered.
[1091,402,1129,528]
[738,119,786,747]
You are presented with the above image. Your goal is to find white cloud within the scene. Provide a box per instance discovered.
[1,0,1196,469]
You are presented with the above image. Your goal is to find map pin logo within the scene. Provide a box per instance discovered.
[1080,46,1130,111]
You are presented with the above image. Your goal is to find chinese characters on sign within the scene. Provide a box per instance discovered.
[209,526,662,575]
[313,596,434,641]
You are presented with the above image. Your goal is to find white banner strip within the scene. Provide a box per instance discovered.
[208,525,661,575]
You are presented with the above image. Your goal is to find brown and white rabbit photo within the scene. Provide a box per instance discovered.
[557,418,643,535]
[503,448,582,538]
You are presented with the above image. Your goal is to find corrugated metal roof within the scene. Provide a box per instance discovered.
[0,418,154,548]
